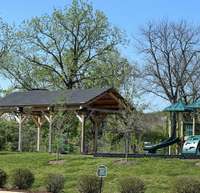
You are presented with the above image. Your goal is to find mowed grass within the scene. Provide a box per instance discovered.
[0,152,200,193]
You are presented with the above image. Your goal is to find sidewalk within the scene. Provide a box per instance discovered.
[0,191,25,193]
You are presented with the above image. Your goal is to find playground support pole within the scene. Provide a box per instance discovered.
[168,114,171,155]
[180,117,184,138]
[193,115,195,136]
[175,113,179,155]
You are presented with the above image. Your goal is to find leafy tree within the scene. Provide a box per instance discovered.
[0,18,13,62]
[0,119,18,151]
[1,0,125,90]
[52,111,79,160]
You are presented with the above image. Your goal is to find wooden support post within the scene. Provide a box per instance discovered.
[76,113,86,154]
[18,117,22,152]
[91,113,107,154]
[36,117,42,152]
[32,116,44,152]
[193,115,195,136]
[44,114,53,153]
[37,127,40,151]
[81,115,86,154]
[15,114,27,152]
[94,121,98,154]
[49,117,52,153]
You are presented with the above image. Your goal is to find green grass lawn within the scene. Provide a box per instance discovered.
[0,152,200,193]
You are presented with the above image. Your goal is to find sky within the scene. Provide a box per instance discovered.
[0,0,200,111]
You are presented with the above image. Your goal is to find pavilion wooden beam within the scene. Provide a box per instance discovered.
[15,114,27,152]
[87,107,122,114]
[108,92,127,109]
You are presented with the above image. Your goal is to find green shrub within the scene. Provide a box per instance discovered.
[46,174,65,193]
[0,169,7,188]
[119,177,145,193]
[173,176,200,193]
[77,175,101,193]
[11,168,34,189]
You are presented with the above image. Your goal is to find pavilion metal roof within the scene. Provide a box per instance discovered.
[164,101,192,112]
[0,87,116,108]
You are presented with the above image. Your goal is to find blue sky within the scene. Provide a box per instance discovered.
[0,0,200,111]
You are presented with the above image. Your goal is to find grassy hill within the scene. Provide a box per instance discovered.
[0,152,200,193]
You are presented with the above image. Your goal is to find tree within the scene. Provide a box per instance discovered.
[0,18,13,60]
[2,0,124,90]
[105,105,144,160]
[137,20,200,104]
[52,111,71,160]
[0,18,14,88]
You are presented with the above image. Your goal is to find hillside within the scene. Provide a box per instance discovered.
[143,111,167,131]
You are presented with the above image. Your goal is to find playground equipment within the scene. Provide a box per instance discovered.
[182,135,200,156]
[182,100,200,157]
[144,101,189,154]
[144,100,200,157]
[144,136,180,154]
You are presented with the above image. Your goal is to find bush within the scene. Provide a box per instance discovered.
[46,174,65,193]
[173,176,200,193]
[77,175,101,193]
[119,177,145,193]
[0,169,7,188]
[11,168,34,189]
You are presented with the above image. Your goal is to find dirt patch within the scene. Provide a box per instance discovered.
[195,162,200,167]
[48,160,65,165]
[113,159,138,165]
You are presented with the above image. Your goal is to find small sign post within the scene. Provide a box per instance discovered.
[97,165,107,193]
